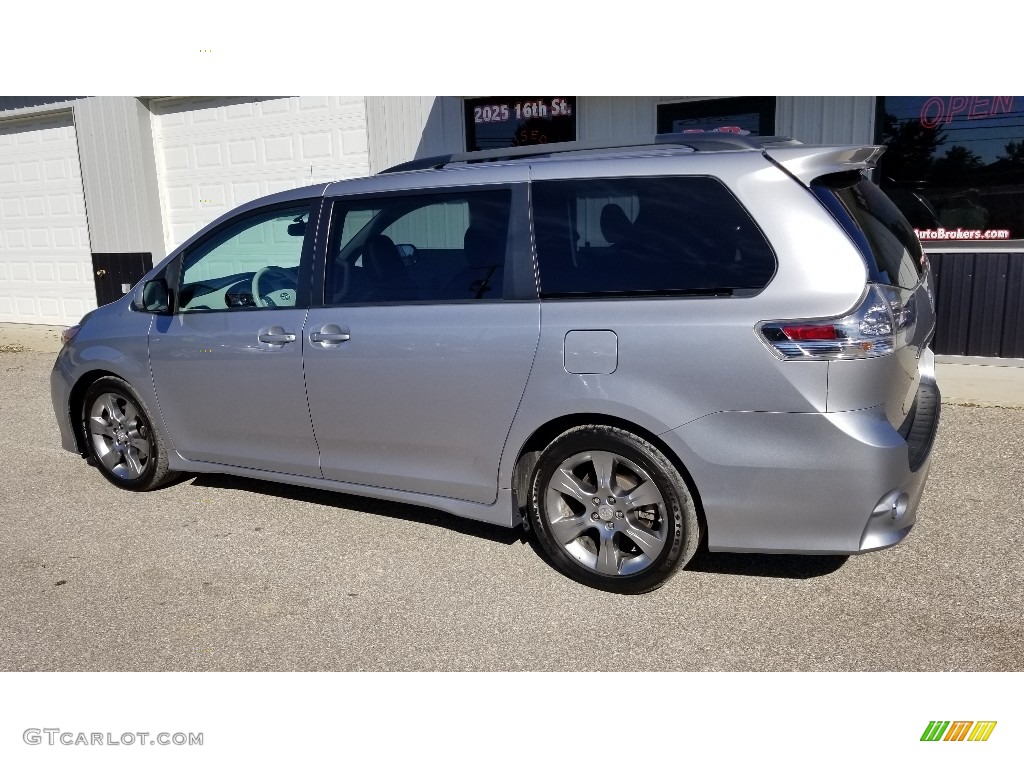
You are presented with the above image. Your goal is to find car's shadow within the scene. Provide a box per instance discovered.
[687,550,849,579]
[189,473,848,580]
[188,473,526,546]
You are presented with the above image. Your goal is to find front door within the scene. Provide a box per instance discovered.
[149,202,320,477]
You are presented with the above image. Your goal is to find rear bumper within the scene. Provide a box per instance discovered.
[662,371,941,555]
[856,372,940,551]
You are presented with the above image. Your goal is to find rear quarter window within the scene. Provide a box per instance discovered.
[531,176,776,297]
[811,173,924,290]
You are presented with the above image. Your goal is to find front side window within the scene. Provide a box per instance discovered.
[325,189,511,304]
[532,176,775,298]
[179,205,310,312]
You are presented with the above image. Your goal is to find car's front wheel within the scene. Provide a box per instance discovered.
[82,377,177,491]
[529,425,700,593]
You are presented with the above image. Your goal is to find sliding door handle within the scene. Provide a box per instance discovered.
[310,324,351,347]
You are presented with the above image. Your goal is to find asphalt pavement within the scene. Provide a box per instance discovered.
[1,346,1022,671]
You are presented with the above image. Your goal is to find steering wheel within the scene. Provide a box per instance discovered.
[251,266,298,308]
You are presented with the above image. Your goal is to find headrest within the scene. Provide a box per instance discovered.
[600,204,632,245]
[464,225,501,267]
[364,234,403,278]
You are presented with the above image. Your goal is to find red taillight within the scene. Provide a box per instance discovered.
[780,325,838,341]
[758,284,911,360]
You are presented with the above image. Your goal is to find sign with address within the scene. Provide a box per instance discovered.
[464,97,576,151]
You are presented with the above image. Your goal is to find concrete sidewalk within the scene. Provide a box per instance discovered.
[0,322,64,353]
[3,322,1022,407]
[934,361,1024,408]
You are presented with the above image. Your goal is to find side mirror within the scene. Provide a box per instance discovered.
[396,243,418,266]
[141,278,173,314]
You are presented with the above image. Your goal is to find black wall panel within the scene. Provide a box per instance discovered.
[90,252,154,308]
[928,252,1024,358]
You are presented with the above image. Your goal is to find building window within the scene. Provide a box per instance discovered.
[656,97,776,136]
[464,97,576,151]
[877,96,1024,241]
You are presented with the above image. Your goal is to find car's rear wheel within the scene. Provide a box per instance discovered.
[529,425,700,593]
[83,377,177,491]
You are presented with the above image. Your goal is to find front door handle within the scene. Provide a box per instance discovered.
[257,326,297,346]
[310,324,351,347]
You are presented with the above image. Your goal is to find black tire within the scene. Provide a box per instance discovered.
[529,425,700,593]
[82,376,178,491]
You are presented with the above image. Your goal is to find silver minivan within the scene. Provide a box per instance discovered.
[51,135,940,592]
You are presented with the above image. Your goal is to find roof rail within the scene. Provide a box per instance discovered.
[377,133,801,174]
[377,154,453,174]
[655,133,801,151]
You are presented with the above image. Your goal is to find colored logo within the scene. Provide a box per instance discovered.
[921,721,997,742]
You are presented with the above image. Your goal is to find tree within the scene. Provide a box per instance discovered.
[932,145,984,182]
[878,112,946,183]
[998,140,1024,163]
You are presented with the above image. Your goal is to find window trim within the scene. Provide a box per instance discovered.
[172,199,321,315]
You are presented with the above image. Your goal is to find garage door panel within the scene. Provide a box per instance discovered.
[263,134,295,163]
[1,197,19,217]
[3,290,89,324]
[0,113,94,324]
[300,131,333,160]
[8,260,30,280]
[258,98,291,117]
[25,196,46,217]
[227,139,257,165]
[48,194,72,216]
[198,184,226,207]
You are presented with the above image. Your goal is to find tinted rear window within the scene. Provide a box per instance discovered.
[531,176,775,297]
[812,174,924,290]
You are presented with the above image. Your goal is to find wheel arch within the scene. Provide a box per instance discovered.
[511,412,707,544]
[68,369,124,456]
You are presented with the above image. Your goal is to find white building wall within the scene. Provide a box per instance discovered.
[366,97,877,172]
[578,97,710,142]
[776,96,876,144]
[73,97,165,258]
[365,97,464,174]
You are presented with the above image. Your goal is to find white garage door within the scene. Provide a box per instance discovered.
[0,112,94,325]
[151,96,370,253]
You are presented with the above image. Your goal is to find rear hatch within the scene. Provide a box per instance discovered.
[760,145,937,434]
[811,171,937,428]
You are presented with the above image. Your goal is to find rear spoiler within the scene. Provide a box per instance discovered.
[764,145,886,186]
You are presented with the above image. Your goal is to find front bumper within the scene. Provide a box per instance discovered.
[50,348,81,454]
